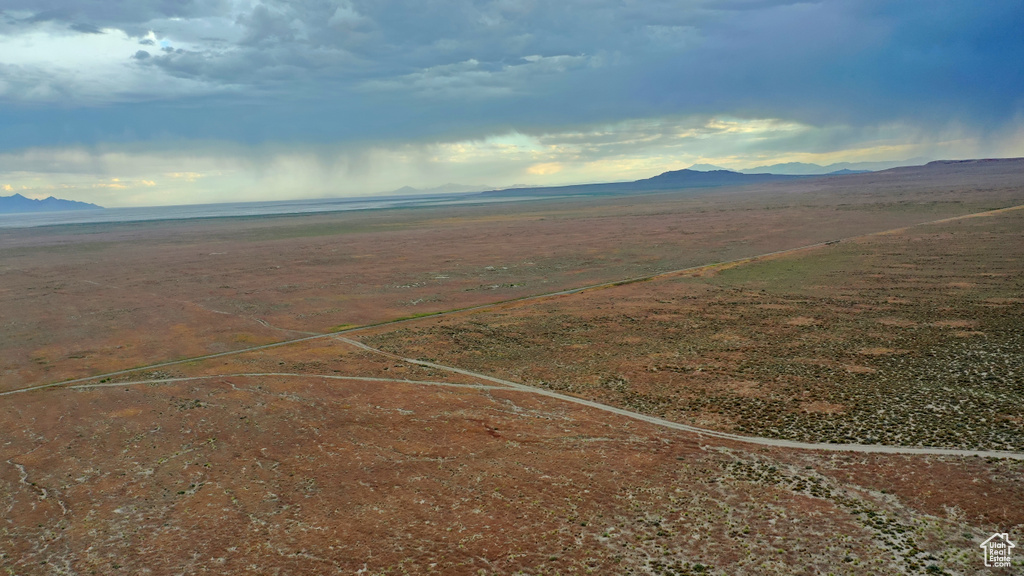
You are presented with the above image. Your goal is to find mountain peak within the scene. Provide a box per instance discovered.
[687,163,728,172]
[637,168,799,188]
[1,193,103,214]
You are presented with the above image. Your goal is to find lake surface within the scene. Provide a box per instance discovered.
[0,193,556,229]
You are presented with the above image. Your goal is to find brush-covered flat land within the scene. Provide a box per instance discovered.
[1,159,1023,575]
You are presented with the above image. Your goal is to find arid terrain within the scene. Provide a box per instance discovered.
[2,160,1023,574]
[363,205,1024,452]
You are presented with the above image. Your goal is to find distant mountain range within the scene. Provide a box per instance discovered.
[388,183,495,196]
[385,183,542,196]
[480,168,804,198]
[639,169,801,188]
[742,162,873,175]
[384,159,931,199]
[391,160,933,201]
[0,193,103,214]
[687,158,928,175]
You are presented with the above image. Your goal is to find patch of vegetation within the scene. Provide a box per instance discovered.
[710,245,860,293]
[725,458,965,575]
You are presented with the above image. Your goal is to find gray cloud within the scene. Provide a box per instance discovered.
[0,0,1021,155]
[5,0,231,32]
[68,22,103,34]
[0,62,72,102]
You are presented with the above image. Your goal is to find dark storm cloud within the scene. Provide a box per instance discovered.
[68,22,103,34]
[5,0,231,31]
[1,0,1022,149]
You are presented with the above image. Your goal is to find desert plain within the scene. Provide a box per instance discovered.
[1,159,1023,575]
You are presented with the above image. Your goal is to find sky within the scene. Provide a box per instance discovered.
[1,1,1023,207]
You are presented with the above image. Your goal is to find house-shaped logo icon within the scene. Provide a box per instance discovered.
[980,533,1015,568]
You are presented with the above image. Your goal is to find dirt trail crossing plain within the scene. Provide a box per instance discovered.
[2,160,1023,574]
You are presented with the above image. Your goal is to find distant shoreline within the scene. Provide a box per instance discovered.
[0,192,562,229]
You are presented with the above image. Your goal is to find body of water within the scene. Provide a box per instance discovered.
[0,193,553,229]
